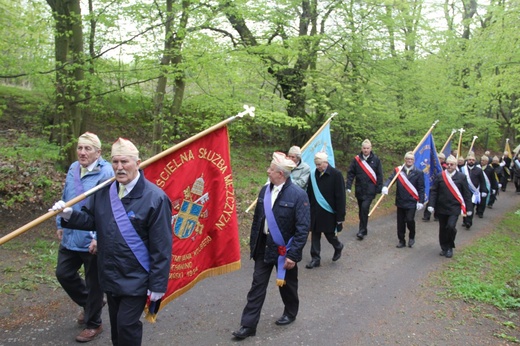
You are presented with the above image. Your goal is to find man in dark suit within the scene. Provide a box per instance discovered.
[460,153,488,229]
[479,155,498,214]
[232,152,310,340]
[428,155,473,258]
[346,139,383,240]
[382,152,425,248]
[306,152,346,269]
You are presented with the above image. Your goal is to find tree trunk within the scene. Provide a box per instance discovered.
[46,0,85,167]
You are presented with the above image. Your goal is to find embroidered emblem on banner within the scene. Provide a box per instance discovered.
[172,175,209,240]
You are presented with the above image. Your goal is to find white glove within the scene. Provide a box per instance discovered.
[147,290,165,302]
[427,206,434,213]
[381,186,389,195]
[481,192,487,198]
[492,190,496,194]
[416,203,424,210]
[499,161,505,167]
[347,189,351,193]
[50,200,72,220]
[498,184,502,188]
[467,211,473,216]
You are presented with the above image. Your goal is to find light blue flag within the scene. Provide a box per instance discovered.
[414,133,442,203]
[301,123,335,170]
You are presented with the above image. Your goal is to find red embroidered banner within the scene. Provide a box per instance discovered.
[143,126,240,319]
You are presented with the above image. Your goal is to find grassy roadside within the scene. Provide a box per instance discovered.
[434,209,520,343]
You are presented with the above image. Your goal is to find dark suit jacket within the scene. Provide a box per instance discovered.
[429,171,473,216]
[346,152,383,200]
[384,166,425,209]
[307,165,346,233]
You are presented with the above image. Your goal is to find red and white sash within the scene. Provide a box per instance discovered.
[442,171,467,215]
[355,156,377,184]
[396,167,419,201]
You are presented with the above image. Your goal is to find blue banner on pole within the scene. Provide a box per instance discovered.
[301,123,335,170]
[442,140,452,158]
[415,133,442,202]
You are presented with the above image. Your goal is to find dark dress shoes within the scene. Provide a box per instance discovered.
[439,250,446,257]
[356,232,365,240]
[421,217,430,222]
[408,239,415,248]
[396,242,406,248]
[306,259,320,269]
[332,243,344,261]
[275,315,296,326]
[232,326,256,339]
[445,249,453,258]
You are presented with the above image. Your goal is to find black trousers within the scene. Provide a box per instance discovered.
[106,293,147,346]
[437,214,459,251]
[240,234,299,328]
[396,207,416,243]
[310,230,342,260]
[476,200,487,216]
[357,197,374,235]
[55,245,103,328]
[462,203,477,227]
[488,190,498,206]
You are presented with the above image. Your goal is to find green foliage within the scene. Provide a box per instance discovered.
[0,132,64,209]
[439,211,520,310]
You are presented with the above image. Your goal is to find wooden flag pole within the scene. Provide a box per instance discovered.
[439,129,457,155]
[466,135,478,157]
[456,128,465,159]
[244,113,337,213]
[0,105,255,246]
[368,120,439,217]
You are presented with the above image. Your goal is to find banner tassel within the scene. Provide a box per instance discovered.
[276,279,286,287]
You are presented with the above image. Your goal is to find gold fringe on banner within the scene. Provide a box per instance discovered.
[144,260,241,323]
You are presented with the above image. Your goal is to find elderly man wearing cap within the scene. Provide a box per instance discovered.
[55,132,113,342]
[233,152,310,340]
[381,152,425,248]
[428,155,473,258]
[460,153,488,228]
[306,151,346,269]
[500,151,512,191]
[346,139,383,240]
[52,138,172,346]
[287,146,311,190]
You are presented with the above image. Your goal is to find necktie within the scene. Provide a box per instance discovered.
[271,186,280,208]
[118,184,126,199]
[80,167,88,178]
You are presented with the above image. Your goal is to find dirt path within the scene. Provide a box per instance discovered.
[1,191,519,346]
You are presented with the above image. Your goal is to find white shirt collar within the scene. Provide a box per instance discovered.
[121,171,140,194]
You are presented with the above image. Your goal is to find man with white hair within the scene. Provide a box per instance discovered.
[55,132,113,342]
[428,155,473,258]
[287,145,311,189]
[382,152,425,248]
[306,152,346,268]
[52,138,172,346]
[233,152,310,339]
[346,139,383,240]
